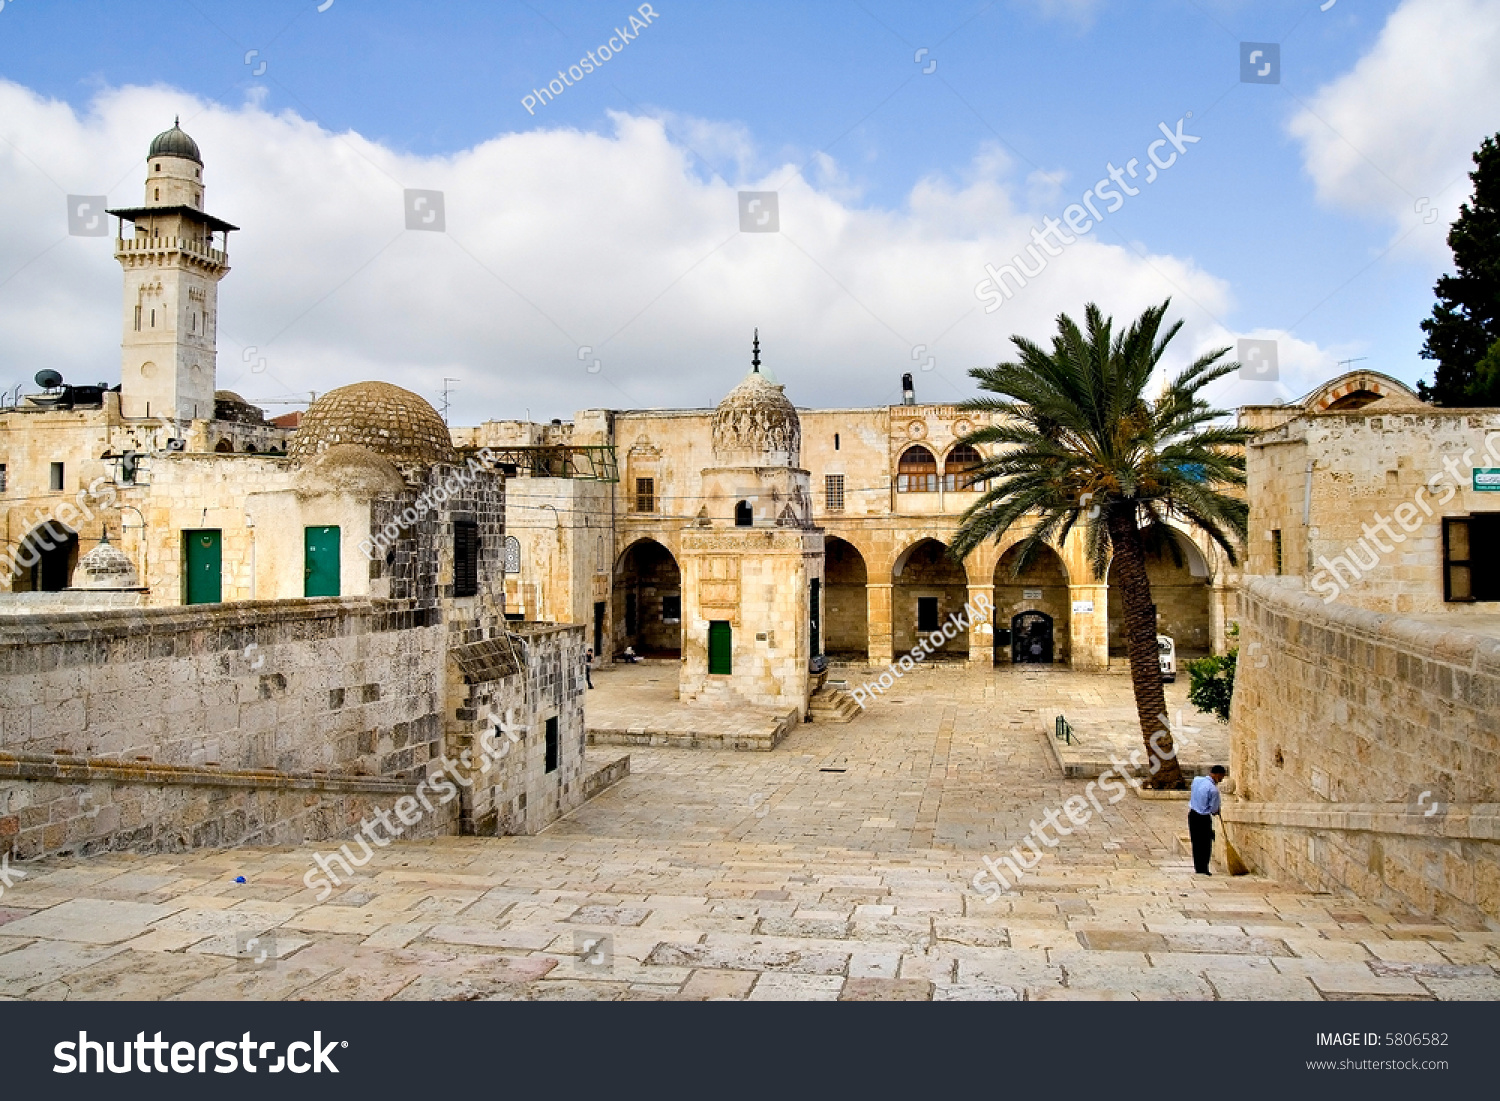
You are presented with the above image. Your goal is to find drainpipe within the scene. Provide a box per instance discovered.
[1302,461,1313,526]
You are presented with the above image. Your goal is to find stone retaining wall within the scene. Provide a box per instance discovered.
[1229,577,1500,927]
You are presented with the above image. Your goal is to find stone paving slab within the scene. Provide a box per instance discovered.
[2,666,1497,1000]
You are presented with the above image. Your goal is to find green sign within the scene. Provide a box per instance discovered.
[1475,468,1500,492]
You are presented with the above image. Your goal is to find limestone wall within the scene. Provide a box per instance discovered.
[1229,577,1500,927]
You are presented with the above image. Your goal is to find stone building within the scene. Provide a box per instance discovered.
[0,124,601,863]
[459,356,1241,691]
[1226,370,1500,925]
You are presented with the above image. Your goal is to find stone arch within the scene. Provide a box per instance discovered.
[613,537,682,658]
[1107,527,1212,658]
[892,537,969,660]
[992,542,1070,664]
[10,521,79,592]
[214,438,233,453]
[823,535,869,659]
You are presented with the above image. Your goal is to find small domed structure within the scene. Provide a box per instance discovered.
[148,118,202,164]
[287,382,457,469]
[711,331,801,467]
[73,531,141,590]
[214,390,266,425]
[294,444,408,498]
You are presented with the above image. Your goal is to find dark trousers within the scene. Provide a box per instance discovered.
[584,666,593,688]
[1188,810,1215,874]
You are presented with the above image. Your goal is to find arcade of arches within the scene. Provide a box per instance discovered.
[796,527,1226,669]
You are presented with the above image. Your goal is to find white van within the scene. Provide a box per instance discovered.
[1157,635,1176,682]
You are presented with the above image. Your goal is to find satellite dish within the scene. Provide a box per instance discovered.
[35,369,63,389]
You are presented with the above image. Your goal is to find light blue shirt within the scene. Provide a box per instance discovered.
[1189,775,1221,815]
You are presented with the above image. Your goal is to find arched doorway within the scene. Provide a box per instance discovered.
[823,536,868,659]
[613,538,682,658]
[12,522,79,592]
[892,538,968,660]
[1011,611,1054,663]
[993,543,1070,664]
[1107,529,1211,659]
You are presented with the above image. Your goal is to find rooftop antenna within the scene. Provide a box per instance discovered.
[1336,357,1368,373]
[440,377,459,424]
[751,329,761,373]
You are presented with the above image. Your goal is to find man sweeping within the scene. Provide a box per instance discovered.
[1188,765,1226,875]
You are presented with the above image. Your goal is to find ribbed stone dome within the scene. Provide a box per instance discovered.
[75,535,140,590]
[711,368,800,467]
[148,120,202,164]
[287,382,457,468]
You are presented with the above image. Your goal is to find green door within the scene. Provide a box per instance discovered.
[304,526,340,597]
[708,620,732,675]
[184,530,221,605]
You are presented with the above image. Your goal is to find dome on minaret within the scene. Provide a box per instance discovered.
[148,118,202,164]
[710,331,801,467]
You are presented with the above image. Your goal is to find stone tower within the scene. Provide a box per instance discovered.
[679,332,824,717]
[109,120,237,421]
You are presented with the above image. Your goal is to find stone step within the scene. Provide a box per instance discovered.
[807,686,861,723]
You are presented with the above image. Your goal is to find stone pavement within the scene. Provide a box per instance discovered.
[1,666,1495,1001]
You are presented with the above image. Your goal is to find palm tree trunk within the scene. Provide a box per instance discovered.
[1105,509,1186,789]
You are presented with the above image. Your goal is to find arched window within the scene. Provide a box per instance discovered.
[213,438,232,453]
[944,443,983,491]
[504,536,521,574]
[897,445,938,493]
[734,500,753,527]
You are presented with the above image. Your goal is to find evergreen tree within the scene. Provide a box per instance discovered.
[1418,133,1500,405]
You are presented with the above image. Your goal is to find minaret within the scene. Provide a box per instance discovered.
[109,119,237,421]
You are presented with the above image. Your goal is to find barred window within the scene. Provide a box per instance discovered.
[635,477,655,513]
[504,535,521,574]
[825,474,845,512]
[454,521,479,598]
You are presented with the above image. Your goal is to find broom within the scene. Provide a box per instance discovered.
[1218,815,1249,876]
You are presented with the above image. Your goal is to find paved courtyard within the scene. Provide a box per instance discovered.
[1,666,1495,1001]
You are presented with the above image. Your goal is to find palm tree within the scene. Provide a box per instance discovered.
[951,300,1251,789]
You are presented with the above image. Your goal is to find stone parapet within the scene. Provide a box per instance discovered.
[1231,576,1500,926]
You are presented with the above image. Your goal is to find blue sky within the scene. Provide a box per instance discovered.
[0,0,1496,420]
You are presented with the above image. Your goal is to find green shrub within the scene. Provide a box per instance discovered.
[1186,649,1238,723]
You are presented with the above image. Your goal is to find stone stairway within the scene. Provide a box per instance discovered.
[807,684,862,723]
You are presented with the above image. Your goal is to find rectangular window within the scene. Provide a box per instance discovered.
[661,593,681,622]
[0,464,6,493]
[544,716,559,773]
[134,305,141,331]
[1271,529,1283,576]
[825,474,845,512]
[917,596,939,632]
[453,520,479,598]
[1445,515,1499,601]
[49,462,64,492]
[635,477,655,513]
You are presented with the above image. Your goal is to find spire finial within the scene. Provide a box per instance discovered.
[174,115,180,128]
[751,328,761,372]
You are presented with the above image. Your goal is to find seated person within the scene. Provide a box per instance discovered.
[621,645,641,663]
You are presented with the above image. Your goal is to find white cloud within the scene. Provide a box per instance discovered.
[0,78,1321,424]
[1289,0,1500,260]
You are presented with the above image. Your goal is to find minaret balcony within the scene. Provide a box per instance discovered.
[114,235,229,269]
